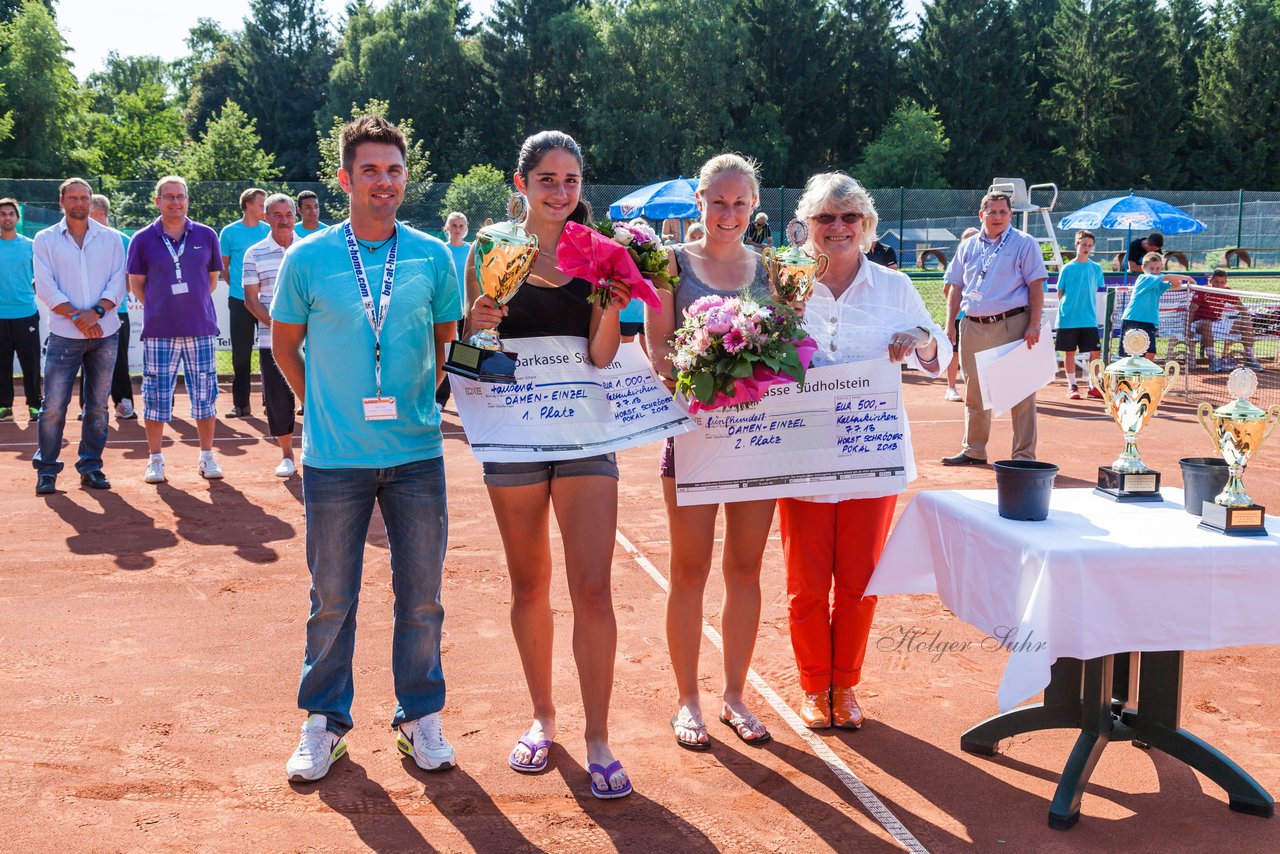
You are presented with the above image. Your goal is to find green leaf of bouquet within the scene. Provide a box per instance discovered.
[692,371,713,402]
[729,356,753,378]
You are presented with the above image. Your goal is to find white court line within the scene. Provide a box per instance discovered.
[0,425,471,449]
[614,529,929,854]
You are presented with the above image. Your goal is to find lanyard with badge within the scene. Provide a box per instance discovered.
[345,222,399,421]
[966,227,1011,306]
[162,230,189,295]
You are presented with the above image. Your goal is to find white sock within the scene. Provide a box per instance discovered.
[199,449,214,462]
[149,453,164,463]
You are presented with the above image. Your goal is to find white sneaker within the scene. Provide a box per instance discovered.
[143,458,166,483]
[944,387,963,402]
[396,712,456,771]
[286,714,347,782]
[275,458,297,478]
[198,456,224,479]
[116,399,136,419]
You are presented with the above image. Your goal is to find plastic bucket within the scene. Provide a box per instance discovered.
[993,460,1059,521]
[1178,457,1230,516]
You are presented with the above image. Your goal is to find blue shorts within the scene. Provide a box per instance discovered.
[142,336,218,421]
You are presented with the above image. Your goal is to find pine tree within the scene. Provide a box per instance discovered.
[825,0,908,175]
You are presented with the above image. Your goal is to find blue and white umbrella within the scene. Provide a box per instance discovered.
[608,178,699,221]
[1059,194,1206,234]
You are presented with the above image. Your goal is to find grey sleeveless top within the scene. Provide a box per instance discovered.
[673,245,771,316]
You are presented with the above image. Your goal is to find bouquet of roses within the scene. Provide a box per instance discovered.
[671,291,817,413]
[557,219,676,310]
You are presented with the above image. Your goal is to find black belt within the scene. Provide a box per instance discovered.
[966,306,1026,324]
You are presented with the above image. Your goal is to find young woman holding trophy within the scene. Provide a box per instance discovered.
[778,173,950,729]
[465,131,634,799]
[644,153,778,750]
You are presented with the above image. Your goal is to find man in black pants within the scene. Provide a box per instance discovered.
[82,194,138,419]
[219,188,269,418]
[0,197,41,422]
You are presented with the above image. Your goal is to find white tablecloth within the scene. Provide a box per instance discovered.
[868,488,1280,711]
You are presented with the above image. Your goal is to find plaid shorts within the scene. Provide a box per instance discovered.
[142,336,218,422]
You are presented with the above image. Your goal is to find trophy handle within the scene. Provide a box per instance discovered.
[1196,401,1219,449]
[1088,359,1110,410]
[1256,404,1280,455]
[1162,359,1181,396]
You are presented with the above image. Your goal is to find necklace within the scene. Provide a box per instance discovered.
[357,235,395,253]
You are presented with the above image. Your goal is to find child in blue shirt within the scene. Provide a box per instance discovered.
[1120,251,1195,358]
[1054,230,1105,399]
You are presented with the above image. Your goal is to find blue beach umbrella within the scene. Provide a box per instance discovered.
[608,178,699,221]
[1058,193,1207,234]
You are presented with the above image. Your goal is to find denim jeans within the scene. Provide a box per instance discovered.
[33,332,118,477]
[297,457,448,736]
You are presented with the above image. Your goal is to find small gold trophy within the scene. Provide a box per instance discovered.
[762,219,829,304]
[1196,368,1280,536]
[1089,328,1180,501]
[443,194,539,383]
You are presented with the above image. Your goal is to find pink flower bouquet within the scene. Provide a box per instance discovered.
[671,291,816,413]
[556,220,675,310]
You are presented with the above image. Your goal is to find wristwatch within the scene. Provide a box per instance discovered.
[92,305,106,318]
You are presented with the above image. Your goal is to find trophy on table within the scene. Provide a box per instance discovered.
[762,219,829,304]
[443,194,539,383]
[1089,329,1180,501]
[1196,368,1280,536]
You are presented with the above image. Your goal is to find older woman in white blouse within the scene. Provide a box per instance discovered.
[780,173,952,729]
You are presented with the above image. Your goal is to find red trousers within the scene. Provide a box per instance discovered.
[777,495,896,693]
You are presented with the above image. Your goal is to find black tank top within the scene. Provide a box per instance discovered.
[499,277,593,340]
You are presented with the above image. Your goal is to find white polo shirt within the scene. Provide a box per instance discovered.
[242,232,291,349]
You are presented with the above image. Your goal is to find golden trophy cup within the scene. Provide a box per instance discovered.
[762,219,829,304]
[443,194,539,383]
[1089,328,1180,501]
[1196,368,1280,536]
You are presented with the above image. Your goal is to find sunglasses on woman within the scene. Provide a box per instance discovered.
[812,212,864,225]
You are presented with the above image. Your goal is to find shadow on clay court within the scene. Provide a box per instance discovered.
[715,737,902,852]
[401,759,546,853]
[154,479,294,563]
[284,474,303,505]
[828,721,1051,846]
[290,758,438,854]
[44,488,179,570]
[550,748,718,852]
[0,419,37,459]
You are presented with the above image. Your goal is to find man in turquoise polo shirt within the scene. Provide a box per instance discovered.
[220,188,269,418]
[0,197,41,422]
[271,114,462,783]
[294,190,327,238]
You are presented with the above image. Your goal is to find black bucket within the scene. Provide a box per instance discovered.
[1178,457,1230,516]
[994,460,1059,521]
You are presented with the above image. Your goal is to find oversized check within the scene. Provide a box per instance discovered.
[452,336,692,462]
[674,359,907,505]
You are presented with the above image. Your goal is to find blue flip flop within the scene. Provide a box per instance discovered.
[508,733,553,774]
[587,760,633,799]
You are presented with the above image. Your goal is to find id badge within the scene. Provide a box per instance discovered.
[171,280,189,295]
[362,396,397,421]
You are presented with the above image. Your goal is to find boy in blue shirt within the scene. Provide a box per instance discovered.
[1054,230,1105,400]
[1120,252,1196,358]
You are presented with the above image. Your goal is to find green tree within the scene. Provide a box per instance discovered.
[237,0,334,180]
[176,100,282,182]
[86,82,185,181]
[0,1,94,176]
[824,0,908,173]
[1013,0,1061,177]
[587,0,747,182]
[438,164,510,227]
[316,98,434,217]
[325,0,481,180]
[1168,0,1208,132]
[182,24,244,139]
[475,0,596,167]
[855,100,950,188]
[0,0,48,23]
[1193,0,1280,186]
[911,0,1025,187]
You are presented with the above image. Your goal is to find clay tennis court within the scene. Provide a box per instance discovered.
[1,373,1276,852]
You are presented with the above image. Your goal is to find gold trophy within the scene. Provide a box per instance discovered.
[443,194,539,383]
[762,219,829,303]
[1196,368,1280,536]
[1089,328,1180,501]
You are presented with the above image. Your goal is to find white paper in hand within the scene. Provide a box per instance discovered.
[973,322,1056,416]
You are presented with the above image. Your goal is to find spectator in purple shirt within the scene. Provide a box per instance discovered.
[126,175,225,484]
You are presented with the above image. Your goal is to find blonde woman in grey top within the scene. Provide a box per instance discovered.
[644,153,776,751]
